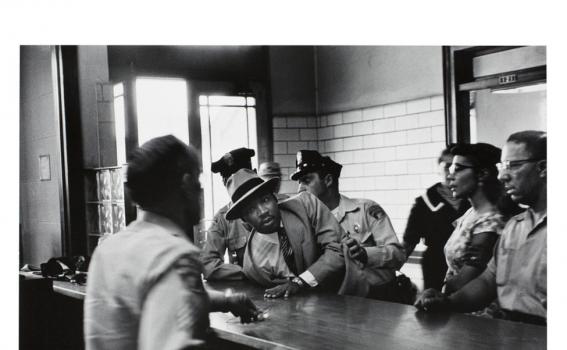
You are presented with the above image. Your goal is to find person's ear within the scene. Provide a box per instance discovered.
[181,173,199,193]
[476,168,490,184]
[323,173,334,188]
[180,173,191,192]
[536,160,547,178]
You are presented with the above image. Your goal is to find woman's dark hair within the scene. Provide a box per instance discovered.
[450,143,520,217]
[438,144,455,163]
[126,135,199,208]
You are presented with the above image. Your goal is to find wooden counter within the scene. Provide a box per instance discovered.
[19,272,546,349]
[206,280,546,350]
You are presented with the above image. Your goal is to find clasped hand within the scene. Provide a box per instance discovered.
[414,288,450,312]
[342,237,368,265]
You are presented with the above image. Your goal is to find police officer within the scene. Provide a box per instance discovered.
[291,150,407,302]
[201,148,256,280]
[258,161,289,201]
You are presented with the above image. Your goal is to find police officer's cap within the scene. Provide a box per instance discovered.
[290,150,342,181]
[211,148,255,179]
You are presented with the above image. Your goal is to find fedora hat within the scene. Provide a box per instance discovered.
[225,169,279,220]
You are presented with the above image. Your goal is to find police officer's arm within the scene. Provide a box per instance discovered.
[138,256,210,350]
[200,211,244,281]
[363,204,406,270]
[299,192,346,286]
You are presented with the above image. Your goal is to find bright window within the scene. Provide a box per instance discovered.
[135,77,189,145]
[200,95,257,219]
[113,82,127,166]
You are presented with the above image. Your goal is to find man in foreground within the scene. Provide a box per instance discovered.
[415,131,547,325]
[85,136,261,350]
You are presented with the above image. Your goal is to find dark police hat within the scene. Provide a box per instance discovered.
[211,148,255,179]
[290,150,342,181]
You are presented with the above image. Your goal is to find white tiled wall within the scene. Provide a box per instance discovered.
[273,95,446,290]
[273,115,319,195]
[273,95,446,238]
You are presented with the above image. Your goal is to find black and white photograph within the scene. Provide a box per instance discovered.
[4,1,564,349]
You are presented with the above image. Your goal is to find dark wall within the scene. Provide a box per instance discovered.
[268,46,316,116]
[108,46,268,82]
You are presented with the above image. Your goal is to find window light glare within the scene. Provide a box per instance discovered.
[113,83,124,97]
[208,96,246,106]
[135,77,189,145]
[199,95,208,106]
[246,97,256,106]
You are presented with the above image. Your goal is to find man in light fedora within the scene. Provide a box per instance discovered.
[225,168,348,298]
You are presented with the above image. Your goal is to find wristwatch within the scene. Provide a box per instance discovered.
[290,277,306,288]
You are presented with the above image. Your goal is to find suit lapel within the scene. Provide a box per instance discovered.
[280,210,305,273]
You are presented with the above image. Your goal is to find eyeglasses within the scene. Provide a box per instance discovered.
[448,163,476,175]
[496,158,542,171]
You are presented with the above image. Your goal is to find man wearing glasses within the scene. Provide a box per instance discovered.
[415,130,547,326]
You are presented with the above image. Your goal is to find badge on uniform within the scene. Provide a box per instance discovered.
[353,223,361,234]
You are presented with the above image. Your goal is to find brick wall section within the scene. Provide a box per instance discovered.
[272,95,446,239]
[273,115,319,195]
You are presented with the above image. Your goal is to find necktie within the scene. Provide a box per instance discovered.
[277,227,297,275]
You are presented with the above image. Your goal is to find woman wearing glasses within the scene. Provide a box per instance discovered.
[442,143,519,295]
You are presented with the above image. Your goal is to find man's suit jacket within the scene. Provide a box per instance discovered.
[242,192,347,288]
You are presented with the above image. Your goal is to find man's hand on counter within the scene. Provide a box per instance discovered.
[264,278,305,299]
[224,290,265,323]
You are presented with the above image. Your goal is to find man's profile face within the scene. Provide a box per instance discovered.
[438,155,453,187]
[297,172,327,199]
[181,163,203,228]
[241,192,281,233]
[498,142,544,206]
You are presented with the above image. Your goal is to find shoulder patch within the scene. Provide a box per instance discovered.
[367,204,385,220]
[174,256,205,294]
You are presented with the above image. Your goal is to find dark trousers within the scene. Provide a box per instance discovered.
[422,249,448,290]
[367,276,417,305]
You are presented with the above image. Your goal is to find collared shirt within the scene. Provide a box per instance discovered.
[334,195,405,287]
[245,225,294,282]
[201,194,289,281]
[85,210,209,350]
[479,208,547,318]
[244,223,318,287]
